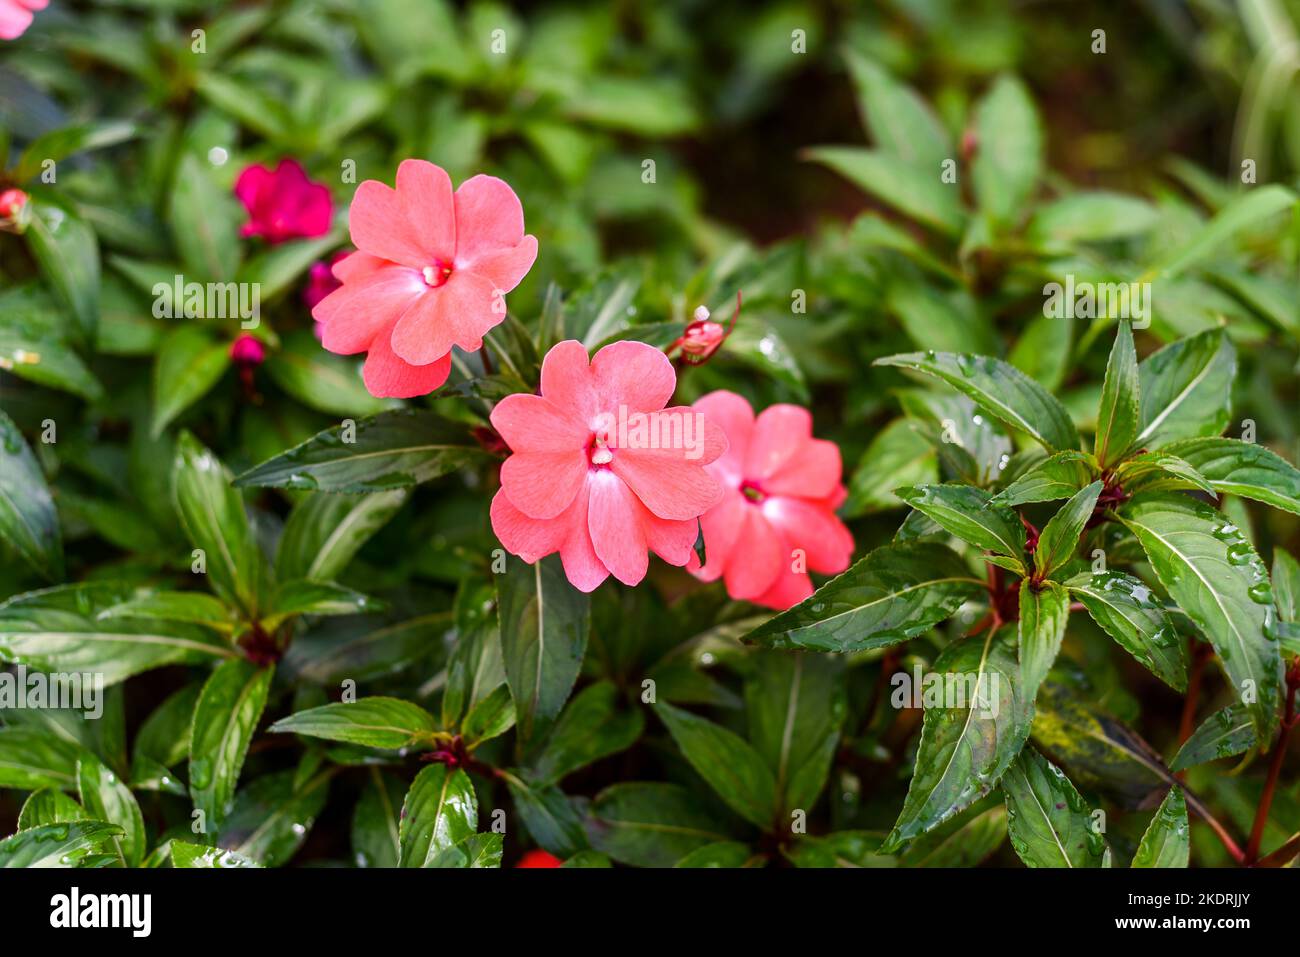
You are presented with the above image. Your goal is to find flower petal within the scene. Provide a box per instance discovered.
[466,234,538,295]
[693,390,754,481]
[541,340,599,425]
[490,393,590,453]
[349,180,432,269]
[753,569,815,611]
[763,437,843,500]
[722,508,785,601]
[693,489,746,582]
[500,451,589,519]
[558,481,609,592]
[454,174,525,268]
[745,404,812,480]
[591,340,675,413]
[490,488,567,562]
[389,270,499,365]
[761,497,854,575]
[587,471,649,586]
[611,447,723,521]
[395,160,455,263]
[361,332,451,399]
[314,265,424,355]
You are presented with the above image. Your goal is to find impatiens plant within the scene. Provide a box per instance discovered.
[1,0,1299,877]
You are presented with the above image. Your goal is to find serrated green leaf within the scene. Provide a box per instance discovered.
[1066,571,1187,691]
[1002,749,1104,868]
[1034,481,1102,578]
[899,484,1026,563]
[1095,320,1139,466]
[1018,582,1070,701]
[1135,330,1235,450]
[656,701,777,829]
[1159,438,1300,516]
[1131,787,1189,868]
[1168,704,1256,771]
[397,764,478,867]
[271,697,438,750]
[189,659,273,828]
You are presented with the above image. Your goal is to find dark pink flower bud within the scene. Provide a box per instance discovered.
[0,188,30,232]
[235,159,332,245]
[303,250,349,310]
[229,334,266,365]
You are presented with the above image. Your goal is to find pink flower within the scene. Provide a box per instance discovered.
[234,159,332,244]
[679,308,726,363]
[304,250,348,311]
[490,340,727,592]
[0,0,46,40]
[689,391,854,610]
[0,188,28,232]
[313,160,538,400]
[229,334,266,365]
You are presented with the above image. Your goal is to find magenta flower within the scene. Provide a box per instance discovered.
[490,340,727,592]
[0,0,46,40]
[234,159,332,244]
[312,160,538,399]
[304,250,348,311]
[689,391,854,609]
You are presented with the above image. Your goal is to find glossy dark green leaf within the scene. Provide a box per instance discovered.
[674,841,755,868]
[1066,571,1187,691]
[270,697,438,750]
[0,727,82,790]
[897,803,1007,867]
[189,659,273,828]
[0,822,122,868]
[427,832,504,868]
[78,757,145,867]
[99,591,234,631]
[1135,331,1235,450]
[1158,438,1300,516]
[218,770,330,867]
[17,788,86,829]
[844,418,937,516]
[174,431,270,617]
[587,782,736,868]
[351,769,404,868]
[24,198,100,345]
[498,554,590,742]
[1034,481,1102,578]
[785,831,895,868]
[169,840,261,868]
[898,484,1027,562]
[1114,451,1216,496]
[1168,704,1256,771]
[397,764,478,867]
[1002,748,1104,868]
[745,652,845,815]
[881,627,1033,852]
[528,681,641,785]
[0,410,63,580]
[460,683,517,746]
[1018,582,1070,701]
[0,583,234,684]
[656,701,777,829]
[263,580,381,626]
[131,682,201,783]
[284,611,450,686]
[990,450,1095,507]
[151,326,231,436]
[971,74,1043,226]
[263,330,394,417]
[1274,548,1300,621]
[1118,494,1282,741]
[744,541,982,652]
[1131,787,1189,868]
[275,489,407,582]
[235,409,483,492]
[503,771,589,858]
[875,351,1078,451]
[1095,321,1139,466]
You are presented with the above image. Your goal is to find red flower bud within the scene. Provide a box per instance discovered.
[229,334,267,365]
[0,188,30,232]
[515,849,563,868]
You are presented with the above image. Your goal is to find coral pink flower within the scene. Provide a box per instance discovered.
[313,160,538,399]
[515,850,562,868]
[490,340,727,592]
[234,159,332,244]
[689,391,853,609]
[0,0,46,40]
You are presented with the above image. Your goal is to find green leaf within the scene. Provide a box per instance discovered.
[218,770,330,867]
[78,757,145,867]
[263,580,381,626]
[0,727,83,790]
[845,51,950,168]
[169,840,262,868]
[275,490,407,582]
[786,831,897,868]
[13,121,137,183]
[527,681,642,786]
[234,410,483,492]
[1135,330,1235,450]
[881,627,1033,852]
[1018,582,1070,701]
[875,351,1079,451]
[1131,787,1189,868]
[461,683,517,746]
[151,326,231,436]
[656,701,777,829]
[17,788,86,829]
[0,410,63,580]
[744,651,845,815]
[0,327,104,399]
[497,554,590,743]
[1149,185,1296,280]
[441,584,505,728]
[263,330,395,417]
[0,822,122,868]
[427,832,504,868]
[169,151,241,280]
[971,75,1043,226]
[1095,321,1139,466]
[1028,192,1160,244]
[0,582,235,684]
[397,764,477,867]
[1115,451,1216,496]
[897,803,1007,867]
[743,541,982,652]
[675,842,755,868]
[808,147,964,235]
[1158,438,1300,516]
[844,418,937,516]
[99,591,234,631]
[502,772,589,858]
[1034,481,1103,578]
[1002,749,1104,867]
[990,451,1094,507]
[1273,548,1300,621]
[1117,494,1283,741]
[284,611,450,686]
[24,198,100,346]
[898,484,1026,564]
[352,769,404,868]
[1066,571,1187,691]
[174,431,270,617]
[587,782,736,868]
[271,697,438,750]
[1168,704,1256,771]
[235,232,344,303]
[189,659,274,828]
[131,682,202,777]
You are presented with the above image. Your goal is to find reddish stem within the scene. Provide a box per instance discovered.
[1245,658,1300,864]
